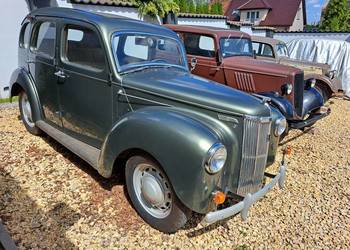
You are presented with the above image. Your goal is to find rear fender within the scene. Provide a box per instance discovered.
[98,107,228,213]
[9,67,43,122]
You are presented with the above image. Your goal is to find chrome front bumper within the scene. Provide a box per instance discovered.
[201,164,287,226]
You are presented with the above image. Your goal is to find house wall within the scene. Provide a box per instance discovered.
[239,9,269,24]
[288,1,304,31]
[0,1,29,98]
[177,17,229,28]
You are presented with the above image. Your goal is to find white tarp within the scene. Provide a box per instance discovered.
[287,39,350,97]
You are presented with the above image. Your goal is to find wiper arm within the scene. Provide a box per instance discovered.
[120,64,174,75]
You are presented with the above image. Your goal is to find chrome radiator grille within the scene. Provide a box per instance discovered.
[237,116,271,196]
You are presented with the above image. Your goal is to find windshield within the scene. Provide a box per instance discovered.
[112,33,186,72]
[276,43,290,57]
[220,37,253,58]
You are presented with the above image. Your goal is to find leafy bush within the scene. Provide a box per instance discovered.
[135,0,180,18]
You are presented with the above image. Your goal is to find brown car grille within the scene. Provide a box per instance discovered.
[237,116,271,196]
[294,72,304,117]
[234,72,256,92]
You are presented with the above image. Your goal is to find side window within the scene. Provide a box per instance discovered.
[252,42,260,55]
[19,23,31,49]
[261,44,274,57]
[183,33,215,57]
[32,21,56,57]
[63,26,105,71]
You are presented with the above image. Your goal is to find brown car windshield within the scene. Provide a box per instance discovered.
[112,33,186,72]
[220,37,253,58]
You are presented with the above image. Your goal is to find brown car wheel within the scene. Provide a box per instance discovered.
[125,155,192,233]
[19,91,41,135]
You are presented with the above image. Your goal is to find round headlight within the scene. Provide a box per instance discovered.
[275,117,287,136]
[281,83,293,95]
[327,70,336,79]
[310,78,316,88]
[205,143,227,174]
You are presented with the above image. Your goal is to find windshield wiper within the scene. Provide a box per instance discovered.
[120,64,175,75]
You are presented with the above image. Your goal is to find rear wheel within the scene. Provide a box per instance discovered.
[125,155,191,233]
[19,91,41,135]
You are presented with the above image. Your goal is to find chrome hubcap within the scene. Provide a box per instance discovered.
[21,93,34,128]
[133,164,172,218]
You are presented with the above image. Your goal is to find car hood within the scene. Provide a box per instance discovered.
[279,57,330,71]
[222,56,301,77]
[121,67,271,117]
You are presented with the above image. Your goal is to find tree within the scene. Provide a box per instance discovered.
[179,0,188,12]
[319,0,350,31]
[189,0,196,13]
[135,0,180,18]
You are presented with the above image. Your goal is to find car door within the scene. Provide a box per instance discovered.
[28,18,62,127]
[180,32,226,84]
[56,20,113,148]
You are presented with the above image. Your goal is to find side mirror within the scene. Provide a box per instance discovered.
[190,57,197,72]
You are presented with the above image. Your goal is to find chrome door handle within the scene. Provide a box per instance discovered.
[54,70,67,79]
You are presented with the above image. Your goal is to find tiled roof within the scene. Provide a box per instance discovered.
[225,0,306,27]
[178,13,227,19]
[238,0,271,10]
[72,0,137,7]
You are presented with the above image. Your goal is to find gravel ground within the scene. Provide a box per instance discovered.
[0,98,349,249]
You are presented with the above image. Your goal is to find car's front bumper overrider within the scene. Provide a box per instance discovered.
[201,164,286,226]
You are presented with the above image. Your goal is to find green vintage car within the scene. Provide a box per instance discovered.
[10,8,288,233]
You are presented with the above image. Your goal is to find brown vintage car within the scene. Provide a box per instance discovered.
[251,36,342,101]
[166,25,329,130]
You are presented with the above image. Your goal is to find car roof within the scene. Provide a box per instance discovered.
[251,36,285,46]
[28,7,178,39]
[165,24,251,40]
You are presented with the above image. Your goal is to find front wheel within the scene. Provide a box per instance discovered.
[125,155,192,233]
[19,91,41,135]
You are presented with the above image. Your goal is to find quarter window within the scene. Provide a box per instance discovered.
[63,26,105,71]
[19,23,31,48]
[33,21,56,57]
[182,33,215,57]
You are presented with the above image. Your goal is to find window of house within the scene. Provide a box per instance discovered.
[256,11,260,19]
[63,26,105,71]
[247,12,250,19]
[182,33,215,57]
[251,11,256,21]
[32,21,56,57]
[20,23,31,49]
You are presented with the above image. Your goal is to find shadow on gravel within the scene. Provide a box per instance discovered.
[41,135,143,231]
[279,127,313,146]
[0,171,80,249]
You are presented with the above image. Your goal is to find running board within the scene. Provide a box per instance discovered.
[36,120,100,169]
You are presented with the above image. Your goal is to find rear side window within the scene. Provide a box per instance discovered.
[32,21,56,57]
[182,33,215,57]
[63,26,105,71]
[19,23,31,48]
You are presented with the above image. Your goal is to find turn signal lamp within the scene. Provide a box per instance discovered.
[285,146,292,156]
[213,191,226,205]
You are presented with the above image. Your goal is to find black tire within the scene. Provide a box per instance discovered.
[19,91,41,135]
[125,155,192,233]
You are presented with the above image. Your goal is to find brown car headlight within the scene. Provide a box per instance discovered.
[326,70,336,79]
[281,83,293,95]
[205,143,227,174]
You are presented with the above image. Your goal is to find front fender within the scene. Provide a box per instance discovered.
[301,88,324,117]
[98,106,228,213]
[305,73,338,93]
[258,92,294,119]
[10,67,43,122]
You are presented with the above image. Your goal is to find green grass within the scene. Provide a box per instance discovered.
[0,96,18,104]
[235,245,250,250]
